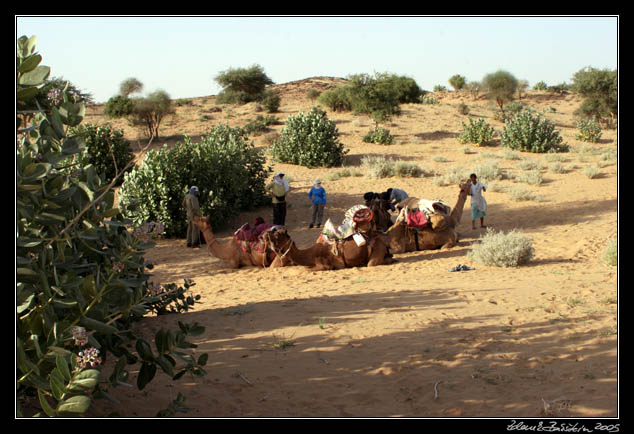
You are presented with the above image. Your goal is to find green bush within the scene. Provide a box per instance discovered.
[576,118,603,143]
[71,123,134,185]
[17,35,205,418]
[501,110,567,153]
[361,155,424,179]
[603,238,617,267]
[318,86,353,112]
[270,107,347,168]
[104,95,135,119]
[533,81,548,91]
[482,70,518,116]
[433,85,447,92]
[260,89,281,113]
[468,229,535,267]
[449,74,466,91]
[120,124,271,237]
[459,117,496,146]
[363,126,394,145]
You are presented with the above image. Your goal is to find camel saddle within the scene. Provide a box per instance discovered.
[321,205,374,242]
[399,198,451,232]
[234,223,281,254]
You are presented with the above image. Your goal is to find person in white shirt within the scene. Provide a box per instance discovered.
[468,173,487,230]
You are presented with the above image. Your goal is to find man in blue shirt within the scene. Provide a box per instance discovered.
[307,179,327,228]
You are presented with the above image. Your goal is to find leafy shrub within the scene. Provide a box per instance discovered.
[129,90,174,140]
[459,117,496,146]
[361,155,424,179]
[468,229,535,267]
[243,114,279,136]
[120,124,271,236]
[501,110,567,153]
[71,123,134,185]
[494,101,527,122]
[533,81,548,91]
[307,88,321,101]
[104,95,135,119]
[449,74,466,91]
[318,86,353,112]
[419,94,439,105]
[214,64,273,99]
[260,89,281,113]
[433,85,447,92]
[482,70,518,116]
[576,118,603,143]
[603,238,617,267]
[363,126,394,145]
[17,35,205,418]
[270,107,347,168]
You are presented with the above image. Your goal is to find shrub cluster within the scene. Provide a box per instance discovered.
[459,117,496,146]
[17,35,205,418]
[71,123,135,185]
[361,155,424,179]
[120,124,271,237]
[363,126,394,145]
[576,118,603,143]
[468,229,535,267]
[270,107,347,168]
[500,110,568,153]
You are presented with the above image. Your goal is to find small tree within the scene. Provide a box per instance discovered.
[517,79,529,101]
[120,77,144,97]
[571,66,617,125]
[466,81,482,100]
[130,90,174,141]
[482,70,518,120]
[448,74,466,91]
[214,64,274,104]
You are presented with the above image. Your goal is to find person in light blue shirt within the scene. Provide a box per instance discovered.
[386,188,409,211]
[307,179,327,228]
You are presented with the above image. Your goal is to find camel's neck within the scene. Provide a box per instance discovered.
[202,228,236,261]
[449,190,468,226]
[286,242,321,266]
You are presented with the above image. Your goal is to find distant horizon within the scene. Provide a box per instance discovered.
[16,15,619,104]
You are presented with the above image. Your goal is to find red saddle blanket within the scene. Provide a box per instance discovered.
[406,210,428,229]
[234,223,274,253]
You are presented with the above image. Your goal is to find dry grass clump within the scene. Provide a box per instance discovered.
[361,155,425,179]
[603,238,617,267]
[468,229,535,267]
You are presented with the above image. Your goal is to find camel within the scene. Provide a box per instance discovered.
[193,216,289,268]
[386,183,470,253]
[265,227,394,271]
[366,196,393,232]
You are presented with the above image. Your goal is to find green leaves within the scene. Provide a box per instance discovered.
[500,110,567,153]
[271,107,347,168]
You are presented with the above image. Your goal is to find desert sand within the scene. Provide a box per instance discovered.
[86,78,618,418]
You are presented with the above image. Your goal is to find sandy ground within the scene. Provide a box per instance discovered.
[86,78,618,418]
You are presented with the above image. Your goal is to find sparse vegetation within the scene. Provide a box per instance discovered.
[468,229,535,267]
[459,117,496,146]
[501,110,567,153]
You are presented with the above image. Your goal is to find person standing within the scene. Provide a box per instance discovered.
[469,173,487,230]
[307,179,327,228]
[266,172,290,226]
[182,186,201,247]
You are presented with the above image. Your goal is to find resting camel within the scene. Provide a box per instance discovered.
[265,227,393,271]
[366,196,393,232]
[193,216,289,268]
[386,182,470,252]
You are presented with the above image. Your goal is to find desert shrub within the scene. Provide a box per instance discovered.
[243,114,279,136]
[576,118,603,143]
[457,102,469,115]
[327,168,362,181]
[420,94,439,105]
[361,156,424,179]
[501,110,567,153]
[459,117,496,146]
[433,85,447,92]
[603,238,617,267]
[449,74,466,91]
[482,70,518,117]
[533,81,548,91]
[17,35,206,418]
[378,73,424,103]
[515,169,544,186]
[71,123,134,185]
[583,165,601,179]
[494,101,527,122]
[318,86,353,112]
[214,64,273,102]
[260,89,281,113]
[120,124,271,236]
[129,90,174,140]
[466,81,482,100]
[363,126,394,145]
[571,67,617,122]
[468,229,535,267]
[471,159,505,182]
[270,107,346,168]
[104,95,135,119]
[307,88,321,101]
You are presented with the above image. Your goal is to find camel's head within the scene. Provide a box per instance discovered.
[394,206,409,225]
[193,216,212,231]
[262,226,292,254]
[459,182,471,196]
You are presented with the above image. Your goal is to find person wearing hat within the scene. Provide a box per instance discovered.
[266,172,290,225]
[182,186,201,248]
[307,179,327,228]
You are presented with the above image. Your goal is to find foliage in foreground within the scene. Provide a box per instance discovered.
[500,109,568,153]
[468,229,535,267]
[17,35,206,418]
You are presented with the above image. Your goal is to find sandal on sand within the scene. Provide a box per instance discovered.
[448,264,475,272]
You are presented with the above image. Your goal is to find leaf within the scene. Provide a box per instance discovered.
[197,353,209,366]
[137,362,156,390]
[56,395,91,415]
[38,390,57,417]
[68,369,100,392]
[18,65,51,86]
[56,354,71,382]
[18,53,42,73]
[79,316,118,335]
[135,338,155,362]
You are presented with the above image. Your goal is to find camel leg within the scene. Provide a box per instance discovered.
[368,244,393,266]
